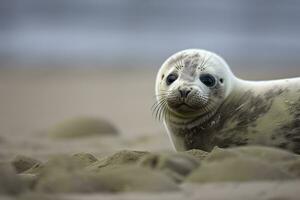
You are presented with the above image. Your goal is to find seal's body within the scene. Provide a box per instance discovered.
[154,49,300,153]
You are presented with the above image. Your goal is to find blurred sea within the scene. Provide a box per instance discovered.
[1,0,300,71]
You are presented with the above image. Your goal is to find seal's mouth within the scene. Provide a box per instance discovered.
[167,101,201,114]
[152,90,210,121]
[175,103,195,109]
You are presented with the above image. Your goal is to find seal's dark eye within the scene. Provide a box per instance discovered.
[200,74,216,87]
[166,74,178,85]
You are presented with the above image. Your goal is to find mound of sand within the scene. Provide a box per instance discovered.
[3,146,299,196]
[48,117,119,139]
[0,162,26,195]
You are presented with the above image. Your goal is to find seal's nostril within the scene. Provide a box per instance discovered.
[186,89,191,96]
[179,89,184,97]
[179,88,192,98]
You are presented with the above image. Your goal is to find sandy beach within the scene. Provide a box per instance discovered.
[0,69,300,200]
[0,69,171,159]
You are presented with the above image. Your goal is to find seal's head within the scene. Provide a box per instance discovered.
[154,49,235,120]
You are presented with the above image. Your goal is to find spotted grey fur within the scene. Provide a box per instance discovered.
[155,49,300,153]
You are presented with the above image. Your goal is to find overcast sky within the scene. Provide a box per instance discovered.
[1,0,300,69]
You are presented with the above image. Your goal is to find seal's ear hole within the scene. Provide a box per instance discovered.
[161,74,165,80]
[220,78,224,83]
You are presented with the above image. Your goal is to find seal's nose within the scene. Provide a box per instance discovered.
[178,87,192,98]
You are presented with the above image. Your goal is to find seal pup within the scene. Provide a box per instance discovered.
[154,49,300,153]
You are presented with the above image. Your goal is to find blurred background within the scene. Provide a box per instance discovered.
[0,0,300,158]
[1,0,300,74]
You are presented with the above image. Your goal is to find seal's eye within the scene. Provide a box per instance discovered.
[166,74,178,85]
[200,74,216,87]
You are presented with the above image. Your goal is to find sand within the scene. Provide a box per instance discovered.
[0,69,170,159]
[0,69,300,199]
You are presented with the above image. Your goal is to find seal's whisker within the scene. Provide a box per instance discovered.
[157,100,168,121]
[151,99,166,111]
[152,98,168,121]
[175,61,181,71]
[164,105,170,121]
[159,103,166,121]
[154,93,169,97]
[199,54,212,71]
[153,103,163,120]
[180,59,184,69]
